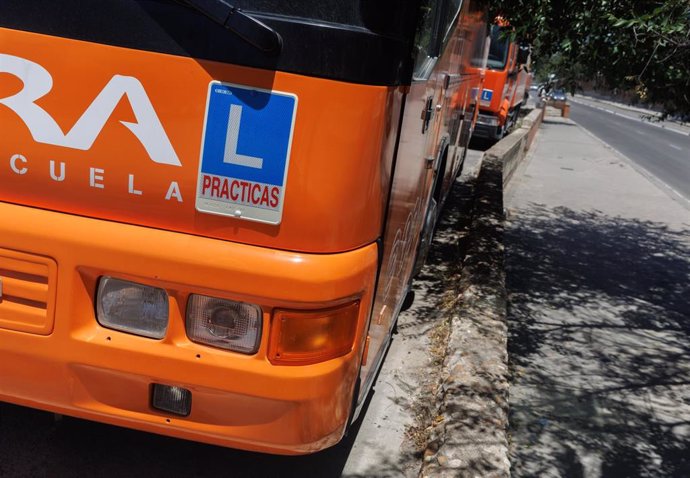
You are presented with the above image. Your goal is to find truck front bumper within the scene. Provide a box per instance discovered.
[0,201,377,455]
[472,113,502,140]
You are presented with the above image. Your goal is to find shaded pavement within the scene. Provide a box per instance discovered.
[505,117,690,477]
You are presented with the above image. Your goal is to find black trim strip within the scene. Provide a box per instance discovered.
[0,0,419,86]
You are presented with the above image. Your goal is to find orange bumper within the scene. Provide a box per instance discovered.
[0,201,377,454]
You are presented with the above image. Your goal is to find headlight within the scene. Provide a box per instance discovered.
[477,114,499,126]
[186,295,262,354]
[96,277,169,339]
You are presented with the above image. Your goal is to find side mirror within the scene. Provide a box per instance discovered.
[517,44,530,65]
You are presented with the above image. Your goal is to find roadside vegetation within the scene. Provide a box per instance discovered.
[492,0,690,118]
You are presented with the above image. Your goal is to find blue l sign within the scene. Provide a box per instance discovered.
[196,81,298,224]
[481,89,494,102]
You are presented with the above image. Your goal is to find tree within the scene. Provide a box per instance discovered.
[490,0,690,117]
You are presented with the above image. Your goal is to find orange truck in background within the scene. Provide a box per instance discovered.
[0,0,487,454]
[471,23,531,141]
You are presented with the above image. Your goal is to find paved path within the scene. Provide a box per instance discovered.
[505,117,690,477]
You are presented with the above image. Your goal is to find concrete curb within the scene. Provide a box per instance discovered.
[496,108,545,188]
[419,108,544,477]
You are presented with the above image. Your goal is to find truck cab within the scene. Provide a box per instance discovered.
[471,23,530,141]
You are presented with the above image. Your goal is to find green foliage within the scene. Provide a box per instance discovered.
[490,0,690,116]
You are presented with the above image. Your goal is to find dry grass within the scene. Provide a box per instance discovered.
[404,292,456,454]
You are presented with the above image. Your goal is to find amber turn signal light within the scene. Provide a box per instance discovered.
[269,301,360,366]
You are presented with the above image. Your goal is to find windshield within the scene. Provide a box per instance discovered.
[231,0,415,38]
[486,25,510,70]
[1,0,420,86]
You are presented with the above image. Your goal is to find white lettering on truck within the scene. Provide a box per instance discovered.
[10,154,28,174]
[0,54,181,166]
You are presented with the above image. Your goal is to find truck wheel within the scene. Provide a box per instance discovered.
[413,196,438,277]
[413,144,448,276]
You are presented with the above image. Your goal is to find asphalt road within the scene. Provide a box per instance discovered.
[569,100,690,201]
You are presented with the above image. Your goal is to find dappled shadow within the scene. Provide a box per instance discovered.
[0,385,393,478]
[397,155,478,337]
[506,204,690,477]
[419,153,510,477]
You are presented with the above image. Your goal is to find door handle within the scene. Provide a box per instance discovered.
[421,95,434,134]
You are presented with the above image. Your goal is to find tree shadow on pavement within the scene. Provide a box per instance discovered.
[0,385,406,478]
[397,161,476,338]
[506,204,690,477]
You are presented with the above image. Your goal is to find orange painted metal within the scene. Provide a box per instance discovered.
[356,0,488,406]
[0,28,389,254]
[0,248,57,335]
[268,301,361,366]
[473,39,530,125]
[0,200,377,454]
[0,26,386,454]
[0,2,486,455]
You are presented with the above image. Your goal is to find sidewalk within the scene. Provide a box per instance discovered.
[505,117,690,476]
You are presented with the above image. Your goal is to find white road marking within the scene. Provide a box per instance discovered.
[669,144,683,151]
[571,98,689,136]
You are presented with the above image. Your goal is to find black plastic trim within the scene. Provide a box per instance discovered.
[0,0,420,86]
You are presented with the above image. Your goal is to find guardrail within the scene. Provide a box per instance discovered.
[484,107,545,188]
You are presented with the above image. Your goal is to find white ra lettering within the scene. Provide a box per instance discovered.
[0,54,181,167]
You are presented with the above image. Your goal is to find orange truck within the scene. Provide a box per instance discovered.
[471,23,531,141]
[0,0,487,454]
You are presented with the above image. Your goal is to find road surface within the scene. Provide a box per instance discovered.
[569,100,690,201]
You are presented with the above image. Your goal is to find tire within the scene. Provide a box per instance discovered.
[412,196,438,277]
[412,143,449,276]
